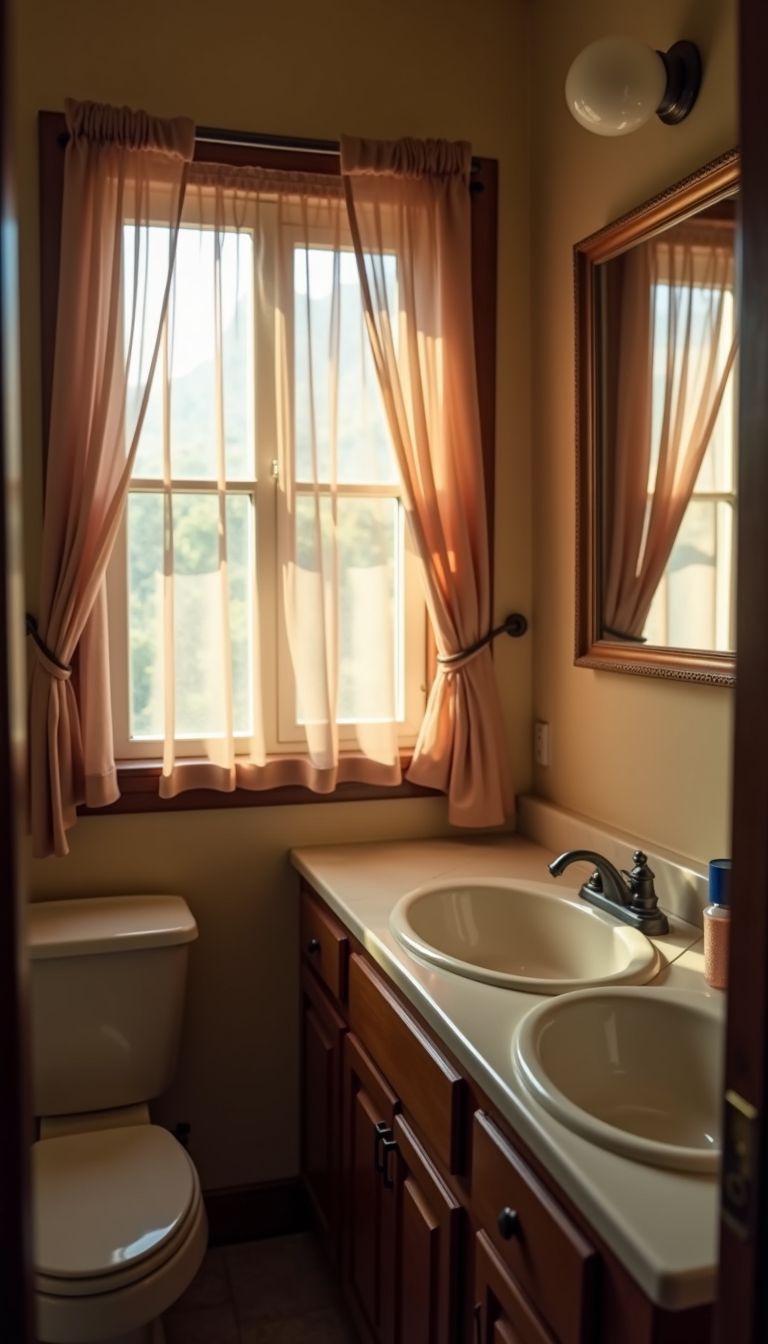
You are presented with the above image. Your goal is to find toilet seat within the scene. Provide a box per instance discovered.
[33,1125,198,1294]
[33,1126,207,1344]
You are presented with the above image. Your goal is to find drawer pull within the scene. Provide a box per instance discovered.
[473,1302,483,1343]
[306,937,321,954]
[497,1206,520,1240]
[381,1135,398,1189]
[373,1120,391,1173]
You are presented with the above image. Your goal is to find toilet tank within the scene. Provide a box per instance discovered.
[27,895,198,1117]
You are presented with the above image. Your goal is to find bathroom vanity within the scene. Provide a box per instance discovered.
[292,832,717,1344]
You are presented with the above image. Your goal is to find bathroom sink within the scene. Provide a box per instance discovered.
[513,987,724,1172]
[389,878,660,994]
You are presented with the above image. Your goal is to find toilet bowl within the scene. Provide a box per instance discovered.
[27,896,205,1344]
[33,1125,207,1344]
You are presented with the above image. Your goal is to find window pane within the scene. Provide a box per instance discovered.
[124,225,175,480]
[127,491,254,740]
[127,224,255,481]
[169,229,254,480]
[225,494,254,735]
[643,499,735,652]
[127,492,164,737]
[649,282,735,490]
[293,248,398,486]
[293,494,402,724]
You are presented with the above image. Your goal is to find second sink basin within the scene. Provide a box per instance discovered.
[389,878,660,994]
[513,987,724,1172]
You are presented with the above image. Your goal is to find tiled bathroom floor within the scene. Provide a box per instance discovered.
[163,1233,360,1343]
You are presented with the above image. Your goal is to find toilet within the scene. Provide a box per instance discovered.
[27,894,208,1344]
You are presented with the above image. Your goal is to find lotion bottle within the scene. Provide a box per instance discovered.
[703,858,730,990]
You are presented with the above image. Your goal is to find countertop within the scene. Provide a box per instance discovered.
[290,832,721,1312]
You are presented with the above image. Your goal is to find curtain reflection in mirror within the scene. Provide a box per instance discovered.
[602,217,737,650]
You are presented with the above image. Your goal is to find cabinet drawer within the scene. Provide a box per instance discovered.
[472,1112,598,1344]
[300,887,349,1003]
[474,1230,555,1344]
[348,953,465,1173]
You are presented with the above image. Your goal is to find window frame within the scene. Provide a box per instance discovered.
[37,111,499,814]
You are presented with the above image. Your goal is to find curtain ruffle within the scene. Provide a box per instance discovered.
[65,98,195,161]
[341,134,471,180]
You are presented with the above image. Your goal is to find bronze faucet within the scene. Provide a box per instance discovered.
[547,849,670,935]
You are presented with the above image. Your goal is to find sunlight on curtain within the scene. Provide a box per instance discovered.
[28,99,193,857]
[341,135,513,827]
[124,164,409,795]
[603,223,737,643]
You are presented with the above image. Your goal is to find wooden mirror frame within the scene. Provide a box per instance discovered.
[574,148,740,686]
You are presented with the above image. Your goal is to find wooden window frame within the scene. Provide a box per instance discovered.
[37,111,499,815]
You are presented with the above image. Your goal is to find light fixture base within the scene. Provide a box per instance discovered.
[657,41,702,125]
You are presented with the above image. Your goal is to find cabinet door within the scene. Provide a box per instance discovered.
[389,1114,462,1344]
[473,1231,555,1344]
[343,1032,399,1343]
[300,968,347,1257]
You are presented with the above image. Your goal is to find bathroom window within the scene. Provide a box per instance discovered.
[38,116,497,808]
[107,206,426,762]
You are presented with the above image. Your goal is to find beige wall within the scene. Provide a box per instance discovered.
[15,0,532,1189]
[530,0,737,862]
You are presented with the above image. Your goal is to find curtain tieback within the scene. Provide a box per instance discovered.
[25,614,72,682]
[436,612,528,672]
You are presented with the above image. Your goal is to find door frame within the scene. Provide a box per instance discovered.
[716,0,768,1337]
[0,0,34,1338]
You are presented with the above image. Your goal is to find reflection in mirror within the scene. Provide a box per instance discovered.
[600,201,737,652]
[575,151,739,684]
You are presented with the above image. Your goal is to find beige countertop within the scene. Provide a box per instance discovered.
[291,831,721,1312]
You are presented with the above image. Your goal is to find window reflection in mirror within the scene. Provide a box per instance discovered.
[599,197,738,656]
[575,151,739,685]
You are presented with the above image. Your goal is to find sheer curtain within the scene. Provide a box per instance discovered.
[603,225,737,641]
[341,135,512,827]
[133,163,405,797]
[28,99,193,858]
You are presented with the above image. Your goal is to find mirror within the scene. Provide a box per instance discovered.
[575,150,739,685]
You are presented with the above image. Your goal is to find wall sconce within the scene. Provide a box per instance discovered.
[565,38,702,137]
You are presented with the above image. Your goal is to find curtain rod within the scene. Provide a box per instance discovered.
[196,125,484,176]
[57,122,484,180]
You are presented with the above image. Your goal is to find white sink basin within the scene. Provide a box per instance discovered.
[389,878,660,994]
[513,987,724,1172]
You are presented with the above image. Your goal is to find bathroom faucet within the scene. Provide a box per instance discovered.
[547,848,670,935]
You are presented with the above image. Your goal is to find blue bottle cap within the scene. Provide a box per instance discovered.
[709,858,731,906]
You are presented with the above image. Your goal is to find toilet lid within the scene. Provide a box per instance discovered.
[33,1125,196,1281]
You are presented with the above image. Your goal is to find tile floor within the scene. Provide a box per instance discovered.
[163,1233,360,1343]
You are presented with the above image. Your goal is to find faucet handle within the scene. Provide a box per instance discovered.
[624,852,659,915]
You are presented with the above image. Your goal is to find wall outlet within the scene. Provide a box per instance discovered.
[534,720,551,767]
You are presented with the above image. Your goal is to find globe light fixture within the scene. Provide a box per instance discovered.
[565,37,702,137]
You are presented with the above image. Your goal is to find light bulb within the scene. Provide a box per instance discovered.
[565,38,702,138]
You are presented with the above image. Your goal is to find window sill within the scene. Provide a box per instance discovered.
[77,756,441,817]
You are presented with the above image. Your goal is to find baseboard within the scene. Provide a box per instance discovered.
[204,1178,312,1246]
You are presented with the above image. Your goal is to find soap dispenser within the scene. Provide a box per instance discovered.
[703,858,730,990]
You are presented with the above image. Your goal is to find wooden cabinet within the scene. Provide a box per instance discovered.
[471,1112,597,1344]
[300,884,349,1002]
[342,1032,399,1343]
[390,1113,462,1344]
[298,881,713,1344]
[349,953,466,1174]
[473,1231,555,1344]
[300,967,346,1258]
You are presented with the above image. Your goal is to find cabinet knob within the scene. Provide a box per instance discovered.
[306,938,321,954]
[497,1206,520,1240]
